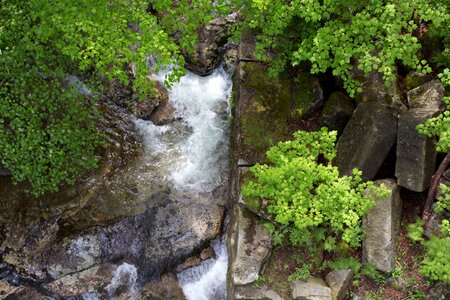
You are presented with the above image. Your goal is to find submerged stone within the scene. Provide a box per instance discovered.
[363,179,402,273]
[335,102,398,181]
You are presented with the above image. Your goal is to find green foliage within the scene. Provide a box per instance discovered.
[323,257,362,276]
[0,0,224,195]
[406,185,450,284]
[362,264,386,284]
[242,128,389,249]
[235,0,449,97]
[288,264,311,282]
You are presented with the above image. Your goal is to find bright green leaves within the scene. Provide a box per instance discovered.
[237,0,449,97]
[242,128,388,249]
[0,0,225,196]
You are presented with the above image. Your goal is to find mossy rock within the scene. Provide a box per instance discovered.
[236,62,323,164]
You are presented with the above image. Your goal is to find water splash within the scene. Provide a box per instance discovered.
[106,263,139,299]
[178,239,228,300]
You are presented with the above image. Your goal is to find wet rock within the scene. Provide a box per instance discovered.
[131,80,169,120]
[319,92,355,134]
[141,273,186,300]
[291,277,332,300]
[396,109,439,192]
[335,102,398,181]
[200,246,215,260]
[234,285,283,300]
[150,100,177,125]
[426,281,450,300]
[185,17,234,75]
[407,80,445,112]
[405,72,432,91]
[176,256,201,273]
[325,269,354,300]
[223,46,238,72]
[355,71,405,112]
[45,264,117,297]
[229,206,272,286]
[363,179,402,273]
[3,286,51,299]
[0,280,18,298]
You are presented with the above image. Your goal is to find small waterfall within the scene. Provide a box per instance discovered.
[177,238,228,300]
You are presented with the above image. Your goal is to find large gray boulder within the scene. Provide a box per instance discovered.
[395,109,439,192]
[363,179,402,273]
[291,277,332,300]
[229,206,273,286]
[407,80,445,112]
[325,269,354,300]
[426,281,450,300]
[335,102,398,181]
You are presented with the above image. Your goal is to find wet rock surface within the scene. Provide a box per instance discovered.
[363,179,402,273]
[335,102,398,181]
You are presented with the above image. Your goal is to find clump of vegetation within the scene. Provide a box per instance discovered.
[242,128,389,251]
[0,0,228,195]
[235,0,449,96]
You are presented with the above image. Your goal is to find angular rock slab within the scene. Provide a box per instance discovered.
[407,80,445,112]
[235,285,283,300]
[396,109,439,192]
[325,269,354,300]
[363,179,402,273]
[229,206,273,286]
[335,102,398,181]
[292,277,332,300]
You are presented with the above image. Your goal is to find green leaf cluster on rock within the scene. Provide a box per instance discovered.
[235,0,449,97]
[242,128,389,250]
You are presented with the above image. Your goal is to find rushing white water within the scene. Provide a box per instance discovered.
[178,238,228,300]
[135,68,232,192]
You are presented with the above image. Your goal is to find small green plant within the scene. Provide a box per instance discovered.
[243,128,389,251]
[407,289,426,300]
[362,264,386,284]
[389,266,404,280]
[288,264,311,282]
[365,289,385,300]
[252,275,265,288]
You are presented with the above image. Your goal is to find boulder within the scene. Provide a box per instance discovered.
[131,80,169,120]
[395,109,439,192]
[223,46,238,72]
[234,285,283,300]
[325,269,354,300]
[235,62,323,164]
[150,99,177,125]
[141,273,186,300]
[335,102,398,181]
[291,277,332,300]
[229,206,273,286]
[185,17,234,75]
[426,281,450,300]
[355,71,405,112]
[319,92,355,134]
[45,264,118,297]
[407,80,445,112]
[405,72,432,91]
[238,29,259,61]
[363,179,402,273]
[0,280,18,299]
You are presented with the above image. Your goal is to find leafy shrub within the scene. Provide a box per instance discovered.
[242,128,388,250]
[235,0,449,96]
